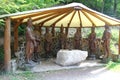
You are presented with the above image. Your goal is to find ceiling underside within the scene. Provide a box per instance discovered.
[1,3,120,28]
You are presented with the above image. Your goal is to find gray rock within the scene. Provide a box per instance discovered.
[56,50,88,66]
[11,59,17,73]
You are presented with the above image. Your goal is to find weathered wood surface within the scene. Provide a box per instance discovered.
[4,18,11,72]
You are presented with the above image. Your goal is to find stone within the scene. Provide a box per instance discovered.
[56,50,88,66]
[11,59,17,73]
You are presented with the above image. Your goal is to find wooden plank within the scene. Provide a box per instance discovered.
[4,17,11,72]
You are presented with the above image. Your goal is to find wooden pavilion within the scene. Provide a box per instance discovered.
[0,2,120,72]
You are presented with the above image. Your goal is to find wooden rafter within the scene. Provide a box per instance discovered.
[83,9,111,25]
[50,10,73,26]
[38,8,72,25]
[11,8,72,20]
[81,10,96,26]
[78,11,82,27]
[14,19,23,30]
[68,10,76,27]
[32,12,57,22]
[82,7,120,23]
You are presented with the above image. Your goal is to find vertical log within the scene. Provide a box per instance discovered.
[14,27,18,52]
[14,20,22,52]
[118,28,120,55]
[4,17,11,72]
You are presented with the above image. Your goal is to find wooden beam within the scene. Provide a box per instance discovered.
[68,11,76,27]
[14,20,23,52]
[81,10,96,26]
[11,8,72,20]
[32,13,56,21]
[50,10,73,26]
[40,8,72,25]
[83,9,111,25]
[78,11,82,27]
[4,17,11,72]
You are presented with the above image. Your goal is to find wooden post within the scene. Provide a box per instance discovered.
[118,28,120,55]
[14,20,22,52]
[4,17,11,72]
[14,27,18,52]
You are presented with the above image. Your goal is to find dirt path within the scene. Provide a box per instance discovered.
[0,60,120,80]
[0,65,120,80]
[34,66,120,80]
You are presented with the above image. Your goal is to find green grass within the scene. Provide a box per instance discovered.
[0,71,37,80]
[106,61,120,72]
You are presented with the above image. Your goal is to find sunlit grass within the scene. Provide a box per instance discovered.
[106,61,120,72]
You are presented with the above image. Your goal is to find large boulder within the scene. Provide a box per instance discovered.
[56,49,88,66]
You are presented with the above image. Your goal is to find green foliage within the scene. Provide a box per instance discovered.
[0,19,4,27]
[95,27,104,38]
[0,0,60,15]
[19,71,35,80]
[110,28,119,54]
[0,0,19,14]
[18,25,26,36]
[107,61,120,72]
[116,1,120,18]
